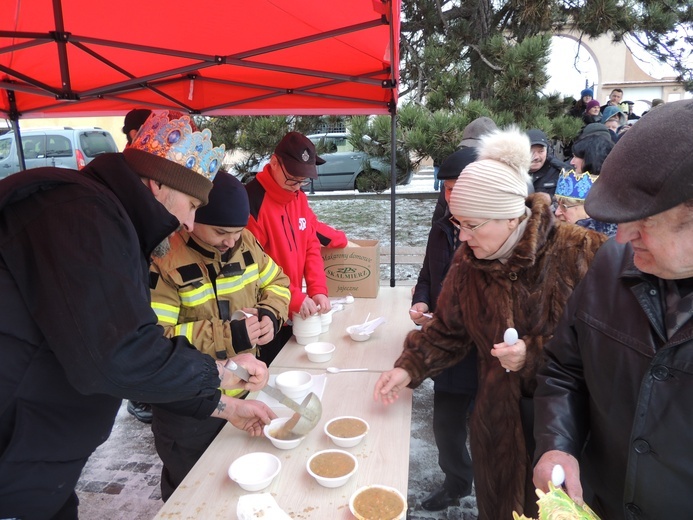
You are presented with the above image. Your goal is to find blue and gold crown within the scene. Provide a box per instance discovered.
[131,110,225,180]
[556,168,598,202]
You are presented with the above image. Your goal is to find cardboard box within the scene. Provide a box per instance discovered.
[321,239,380,298]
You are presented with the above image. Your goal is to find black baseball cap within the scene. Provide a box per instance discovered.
[274,132,325,179]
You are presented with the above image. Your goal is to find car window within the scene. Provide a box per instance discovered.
[22,135,46,159]
[45,135,72,157]
[0,138,10,160]
[79,131,117,157]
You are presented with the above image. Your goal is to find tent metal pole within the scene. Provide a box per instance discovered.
[389,110,396,287]
[7,90,26,172]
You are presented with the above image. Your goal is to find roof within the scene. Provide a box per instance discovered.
[0,0,400,119]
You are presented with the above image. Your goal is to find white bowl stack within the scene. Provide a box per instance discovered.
[292,313,321,345]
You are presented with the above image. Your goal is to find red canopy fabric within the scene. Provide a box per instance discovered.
[0,0,399,119]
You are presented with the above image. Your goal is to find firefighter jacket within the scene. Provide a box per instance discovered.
[150,229,290,365]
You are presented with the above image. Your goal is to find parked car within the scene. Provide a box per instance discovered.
[0,127,118,179]
[242,132,413,192]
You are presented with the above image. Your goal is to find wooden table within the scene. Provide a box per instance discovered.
[154,371,412,519]
[154,286,417,519]
[272,285,416,372]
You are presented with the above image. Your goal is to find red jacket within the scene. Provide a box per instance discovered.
[246,167,339,314]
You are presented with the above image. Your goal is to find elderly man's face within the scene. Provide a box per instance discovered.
[530,144,547,172]
[616,203,693,279]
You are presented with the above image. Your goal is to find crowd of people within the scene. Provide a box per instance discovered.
[1,96,691,520]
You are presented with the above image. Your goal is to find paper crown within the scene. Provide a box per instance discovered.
[131,110,225,180]
[555,168,598,202]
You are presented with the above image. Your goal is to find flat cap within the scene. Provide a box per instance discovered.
[585,99,693,223]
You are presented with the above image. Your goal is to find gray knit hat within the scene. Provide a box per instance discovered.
[585,99,693,223]
[449,127,531,219]
[123,110,225,205]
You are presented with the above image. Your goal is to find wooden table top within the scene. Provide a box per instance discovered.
[272,285,416,372]
[154,371,412,519]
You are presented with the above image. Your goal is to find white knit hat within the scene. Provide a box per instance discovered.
[449,127,531,219]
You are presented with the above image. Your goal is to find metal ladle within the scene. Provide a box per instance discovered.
[225,361,322,435]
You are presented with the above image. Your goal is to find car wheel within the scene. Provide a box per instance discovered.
[355,170,387,192]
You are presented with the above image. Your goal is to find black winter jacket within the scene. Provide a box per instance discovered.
[535,239,693,519]
[412,213,477,394]
[0,155,222,519]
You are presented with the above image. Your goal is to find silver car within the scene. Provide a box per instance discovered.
[245,132,412,192]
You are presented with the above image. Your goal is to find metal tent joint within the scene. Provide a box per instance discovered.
[49,31,71,42]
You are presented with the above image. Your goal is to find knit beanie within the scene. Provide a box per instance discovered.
[449,127,531,219]
[580,88,594,99]
[585,100,601,112]
[195,171,249,227]
[123,110,225,205]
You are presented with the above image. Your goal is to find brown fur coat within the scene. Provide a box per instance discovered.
[396,194,607,519]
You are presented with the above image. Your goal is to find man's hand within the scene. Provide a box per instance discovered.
[491,338,527,372]
[255,314,276,346]
[409,302,431,326]
[212,395,276,436]
[373,368,411,405]
[218,352,269,391]
[313,294,331,314]
[533,450,583,505]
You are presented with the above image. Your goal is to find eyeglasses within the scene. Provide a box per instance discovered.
[278,160,311,187]
[449,216,492,233]
[556,200,582,212]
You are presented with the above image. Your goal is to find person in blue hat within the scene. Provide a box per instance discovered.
[568,87,594,118]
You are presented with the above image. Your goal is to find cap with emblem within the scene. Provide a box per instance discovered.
[273,132,325,179]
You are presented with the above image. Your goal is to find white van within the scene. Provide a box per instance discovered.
[0,127,118,179]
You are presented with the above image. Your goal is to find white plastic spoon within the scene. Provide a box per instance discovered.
[551,464,566,487]
[503,327,519,373]
[326,367,369,374]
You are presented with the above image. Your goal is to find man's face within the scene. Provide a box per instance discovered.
[157,185,202,232]
[616,203,693,279]
[269,156,311,193]
[529,144,547,173]
[609,90,623,105]
[192,223,243,253]
[604,116,620,132]
[443,179,456,204]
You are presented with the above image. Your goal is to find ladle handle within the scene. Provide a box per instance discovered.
[225,361,303,414]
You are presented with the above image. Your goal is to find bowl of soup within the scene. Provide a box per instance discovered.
[264,417,306,450]
[349,485,407,520]
[324,416,369,448]
[306,449,357,488]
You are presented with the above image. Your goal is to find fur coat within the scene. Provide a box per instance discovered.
[395,194,607,519]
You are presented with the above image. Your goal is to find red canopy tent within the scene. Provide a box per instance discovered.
[0,0,399,117]
[0,0,403,285]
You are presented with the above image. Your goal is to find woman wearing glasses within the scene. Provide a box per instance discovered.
[555,124,617,238]
[374,128,607,520]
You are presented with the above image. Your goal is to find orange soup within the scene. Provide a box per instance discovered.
[327,417,367,438]
[309,451,355,478]
[353,487,405,520]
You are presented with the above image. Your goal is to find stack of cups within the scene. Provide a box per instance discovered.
[320,309,334,334]
[292,313,322,345]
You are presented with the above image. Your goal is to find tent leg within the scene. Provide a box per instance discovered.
[389,111,396,288]
[6,90,27,172]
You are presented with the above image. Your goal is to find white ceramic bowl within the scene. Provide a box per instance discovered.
[275,370,313,399]
[306,449,358,488]
[304,342,336,363]
[263,417,306,450]
[228,452,281,491]
[292,313,322,336]
[346,325,372,342]
[349,485,407,520]
[324,416,369,448]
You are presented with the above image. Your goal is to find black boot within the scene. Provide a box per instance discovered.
[127,400,153,423]
[421,487,460,511]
